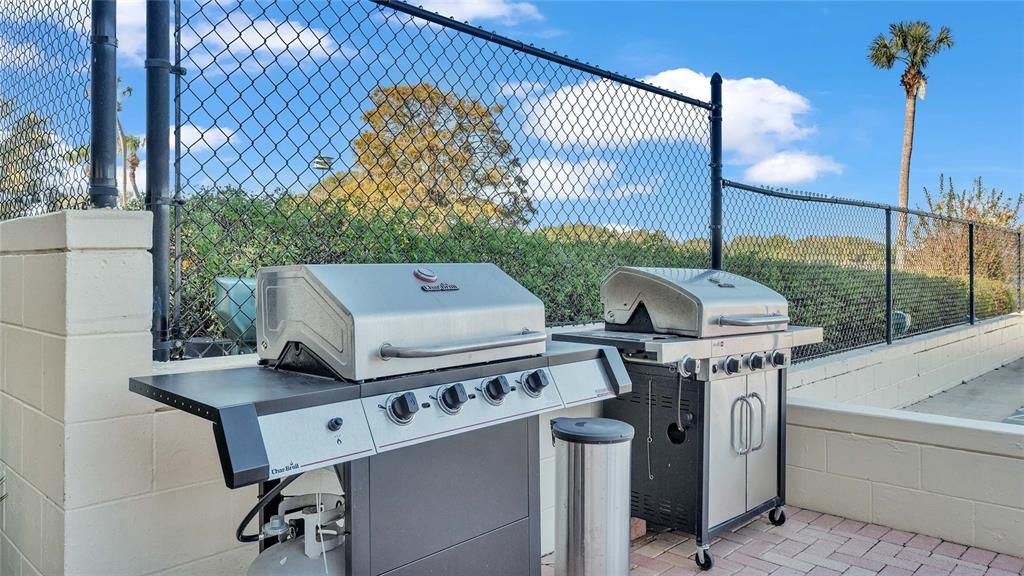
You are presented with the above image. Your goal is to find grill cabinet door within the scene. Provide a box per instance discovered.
[707,376,748,527]
[745,371,779,509]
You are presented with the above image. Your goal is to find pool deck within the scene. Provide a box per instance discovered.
[543,507,1024,576]
[904,357,1024,422]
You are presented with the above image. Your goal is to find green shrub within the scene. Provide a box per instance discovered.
[176,189,1017,359]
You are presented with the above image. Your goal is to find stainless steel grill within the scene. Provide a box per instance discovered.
[554,267,822,571]
[132,263,631,576]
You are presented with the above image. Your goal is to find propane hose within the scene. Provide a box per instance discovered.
[236,473,301,543]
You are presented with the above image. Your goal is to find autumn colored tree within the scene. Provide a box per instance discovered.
[912,174,1021,278]
[310,83,533,228]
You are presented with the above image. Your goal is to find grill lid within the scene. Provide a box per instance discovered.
[256,263,546,381]
[601,267,788,339]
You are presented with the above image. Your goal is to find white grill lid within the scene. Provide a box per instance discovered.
[600,267,788,338]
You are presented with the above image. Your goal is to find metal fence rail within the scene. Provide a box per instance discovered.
[0,0,92,218]
[723,179,1022,360]
[171,0,712,357]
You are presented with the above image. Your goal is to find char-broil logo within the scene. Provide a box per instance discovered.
[272,461,300,475]
[421,282,459,292]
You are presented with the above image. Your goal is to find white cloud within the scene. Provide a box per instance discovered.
[0,37,44,68]
[522,157,657,201]
[743,151,842,185]
[497,81,546,98]
[526,67,841,184]
[181,13,353,71]
[419,0,543,25]
[602,223,637,234]
[177,124,235,153]
[644,69,815,163]
[117,1,149,67]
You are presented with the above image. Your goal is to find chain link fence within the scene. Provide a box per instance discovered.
[3,0,1016,363]
[0,0,91,219]
[724,181,1022,360]
[172,0,712,356]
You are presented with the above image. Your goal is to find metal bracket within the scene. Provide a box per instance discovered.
[90,34,118,47]
[144,58,187,76]
[146,197,186,208]
[152,339,181,351]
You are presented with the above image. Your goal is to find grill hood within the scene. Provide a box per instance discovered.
[256,264,546,381]
[601,267,788,339]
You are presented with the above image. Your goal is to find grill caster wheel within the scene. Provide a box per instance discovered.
[769,508,786,526]
[695,549,713,571]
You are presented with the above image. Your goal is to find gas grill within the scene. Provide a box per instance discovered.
[554,267,822,570]
[130,263,631,576]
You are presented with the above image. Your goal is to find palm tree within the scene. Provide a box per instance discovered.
[868,21,954,248]
[124,134,145,204]
[116,82,134,207]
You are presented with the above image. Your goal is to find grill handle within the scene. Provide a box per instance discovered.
[379,331,547,359]
[747,392,766,452]
[730,396,752,455]
[717,314,789,327]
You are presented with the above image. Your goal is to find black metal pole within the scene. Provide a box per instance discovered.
[968,223,975,324]
[709,72,723,270]
[147,0,171,360]
[89,0,118,208]
[885,208,893,344]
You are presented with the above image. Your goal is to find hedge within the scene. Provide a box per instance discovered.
[176,191,1017,359]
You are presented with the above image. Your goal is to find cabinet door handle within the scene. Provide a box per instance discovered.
[747,392,766,452]
[730,396,749,454]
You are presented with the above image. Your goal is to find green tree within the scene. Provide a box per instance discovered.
[309,83,534,229]
[868,21,954,248]
[0,97,67,217]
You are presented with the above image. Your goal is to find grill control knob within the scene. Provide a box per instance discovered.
[724,356,741,375]
[387,392,419,424]
[770,351,787,367]
[439,383,468,414]
[522,370,550,397]
[748,353,765,370]
[326,417,344,432]
[482,375,511,405]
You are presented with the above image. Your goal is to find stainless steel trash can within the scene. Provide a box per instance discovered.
[552,417,634,576]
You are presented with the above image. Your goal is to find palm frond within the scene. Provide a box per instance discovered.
[868,34,897,69]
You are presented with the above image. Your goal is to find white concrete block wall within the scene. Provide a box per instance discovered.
[789,314,1024,409]
[786,399,1024,556]
[0,211,257,576]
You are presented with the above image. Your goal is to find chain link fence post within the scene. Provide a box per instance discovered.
[89,0,118,209]
[710,73,723,270]
[885,208,893,344]
[968,222,975,324]
[147,0,172,361]
[1018,232,1022,312]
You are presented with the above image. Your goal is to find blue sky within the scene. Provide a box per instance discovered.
[433,0,1024,207]
[100,0,1023,232]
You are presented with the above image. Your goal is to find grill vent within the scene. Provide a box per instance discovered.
[631,490,692,528]
[623,392,690,411]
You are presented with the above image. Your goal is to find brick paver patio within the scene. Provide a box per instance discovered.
[541,506,1024,576]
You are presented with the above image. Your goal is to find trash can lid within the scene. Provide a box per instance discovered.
[551,418,635,445]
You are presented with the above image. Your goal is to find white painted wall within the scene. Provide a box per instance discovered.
[789,314,1024,408]
[786,398,1024,556]
[0,211,257,576]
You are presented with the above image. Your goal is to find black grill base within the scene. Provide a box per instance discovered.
[604,363,705,535]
